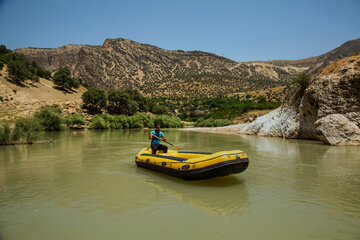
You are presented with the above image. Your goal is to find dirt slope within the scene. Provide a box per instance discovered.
[0,66,87,122]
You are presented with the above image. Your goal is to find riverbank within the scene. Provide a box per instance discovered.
[180,124,247,134]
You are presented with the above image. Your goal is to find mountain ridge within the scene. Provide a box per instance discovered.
[14,37,360,98]
[269,38,360,71]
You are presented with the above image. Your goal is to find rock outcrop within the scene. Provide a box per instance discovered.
[240,55,360,145]
[316,114,360,145]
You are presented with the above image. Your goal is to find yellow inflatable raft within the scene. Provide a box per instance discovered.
[135,148,249,180]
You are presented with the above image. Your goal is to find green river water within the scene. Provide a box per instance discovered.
[0,130,359,240]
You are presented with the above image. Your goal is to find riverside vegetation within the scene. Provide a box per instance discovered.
[0,106,183,145]
[0,44,283,145]
[81,86,281,127]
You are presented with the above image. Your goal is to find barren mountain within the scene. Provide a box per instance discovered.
[270,38,360,73]
[14,37,360,98]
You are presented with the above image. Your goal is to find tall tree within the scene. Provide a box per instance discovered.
[7,60,31,83]
[107,89,140,115]
[53,68,80,90]
[81,87,107,113]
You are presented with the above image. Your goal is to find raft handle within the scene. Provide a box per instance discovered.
[182,165,190,170]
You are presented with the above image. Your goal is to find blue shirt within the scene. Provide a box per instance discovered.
[151,130,164,145]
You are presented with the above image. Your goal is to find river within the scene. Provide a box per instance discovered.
[0,130,359,240]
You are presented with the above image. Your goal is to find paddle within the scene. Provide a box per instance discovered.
[146,132,183,150]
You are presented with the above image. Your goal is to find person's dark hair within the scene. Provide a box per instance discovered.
[155,124,161,128]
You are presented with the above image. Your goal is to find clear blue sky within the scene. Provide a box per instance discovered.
[0,0,359,61]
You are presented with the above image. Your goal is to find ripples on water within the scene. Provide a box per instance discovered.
[0,130,359,240]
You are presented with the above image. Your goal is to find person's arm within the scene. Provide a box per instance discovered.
[146,132,152,140]
[160,132,166,141]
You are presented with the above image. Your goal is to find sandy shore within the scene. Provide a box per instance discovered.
[180,124,248,134]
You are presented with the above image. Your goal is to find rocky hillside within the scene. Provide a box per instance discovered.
[15,38,360,98]
[15,38,309,98]
[240,54,360,145]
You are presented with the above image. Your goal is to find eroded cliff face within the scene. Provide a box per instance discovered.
[240,85,303,138]
[241,55,360,145]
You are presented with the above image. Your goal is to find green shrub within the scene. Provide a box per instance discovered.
[127,100,140,115]
[0,45,10,54]
[31,75,40,83]
[209,100,281,119]
[63,113,86,129]
[0,61,4,70]
[125,112,153,128]
[7,60,31,83]
[90,114,110,129]
[194,118,232,127]
[10,124,22,142]
[113,115,128,129]
[291,71,311,92]
[153,115,183,128]
[126,89,149,112]
[0,123,11,144]
[0,118,42,145]
[13,117,43,143]
[36,68,51,79]
[34,106,63,131]
[128,115,143,128]
[131,112,153,128]
[256,95,266,103]
[53,68,80,90]
[107,89,139,115]
[89,113,182,129]
[82,87,107,113]
[152,104,169,114]
[178,111,188,121]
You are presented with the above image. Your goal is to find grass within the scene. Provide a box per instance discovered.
[0,117,43,145]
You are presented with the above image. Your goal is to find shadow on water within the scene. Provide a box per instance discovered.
[135,166,244,187]
[135,167,250,216]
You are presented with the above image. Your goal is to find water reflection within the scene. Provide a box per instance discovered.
[137,167,250,216]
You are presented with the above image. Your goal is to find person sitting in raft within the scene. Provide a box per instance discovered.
[146,124,168,154]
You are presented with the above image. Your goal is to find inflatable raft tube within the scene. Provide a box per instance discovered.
[135,148,249,180]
